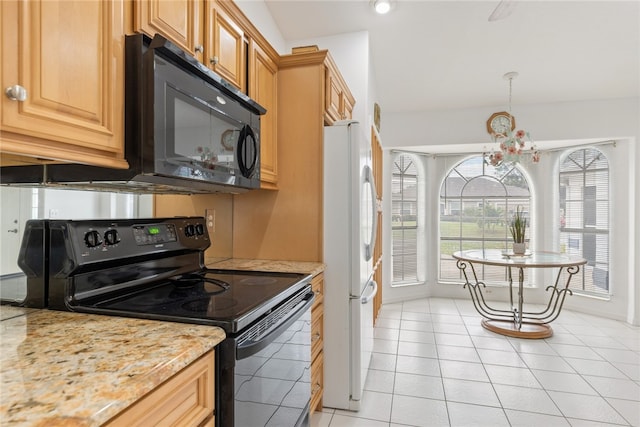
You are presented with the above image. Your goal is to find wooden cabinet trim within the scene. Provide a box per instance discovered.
[279,50,330,69]
[0,133,129,168]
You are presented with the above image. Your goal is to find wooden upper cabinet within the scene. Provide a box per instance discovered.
[0,0,128,168]
[205,1,246,92]
[323,53,355,125]
[250,41,278,189]
[133,0,204,62]
[131,0,277,185]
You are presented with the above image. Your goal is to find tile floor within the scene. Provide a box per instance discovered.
[311,298,640,427]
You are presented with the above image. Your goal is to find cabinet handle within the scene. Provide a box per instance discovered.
[5,85,27,102]
[311,382,322,395]
[210,56,219,65]
[7,229,18,233]
[311,332,321,343]
[194,44,204,54]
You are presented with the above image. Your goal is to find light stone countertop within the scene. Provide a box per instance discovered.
[207,258,325,277]
[0,309,225,426]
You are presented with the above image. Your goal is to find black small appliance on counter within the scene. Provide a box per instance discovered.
[17,217,314,427]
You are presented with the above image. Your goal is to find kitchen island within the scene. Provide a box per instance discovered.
[0,306,225,426]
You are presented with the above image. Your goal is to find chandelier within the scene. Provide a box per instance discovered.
[486,72,540,167]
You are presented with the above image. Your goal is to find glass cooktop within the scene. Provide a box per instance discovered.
[87,269,310,333]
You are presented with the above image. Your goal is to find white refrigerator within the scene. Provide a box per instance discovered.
[323,120,378,411]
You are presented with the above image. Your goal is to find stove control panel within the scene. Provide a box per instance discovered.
[31,217,211,268]
[132,224,178,245]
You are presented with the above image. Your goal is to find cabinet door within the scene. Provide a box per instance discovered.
[134,0,204,62]
[250,41,278,188]
[106,351,215,427]
[342,93,354,120]
[324,67,342,124]
[206,2,246,91]
[1,0,127,167]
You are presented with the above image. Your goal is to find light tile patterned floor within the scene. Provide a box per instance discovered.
[311,298,640,427]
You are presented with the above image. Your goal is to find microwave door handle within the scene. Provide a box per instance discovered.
[237,125,257,178]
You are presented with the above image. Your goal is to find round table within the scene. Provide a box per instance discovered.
[453,250,586,339]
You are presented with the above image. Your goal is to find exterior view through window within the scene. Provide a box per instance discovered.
[559,148,610,297]
[439,156,531,284]
[391,153,418,284]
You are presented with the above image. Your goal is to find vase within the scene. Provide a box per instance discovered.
[512,242,526,255]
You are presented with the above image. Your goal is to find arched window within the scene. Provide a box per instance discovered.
[439,156,531,284]
[391,153,418,284]
[559,148,610,296]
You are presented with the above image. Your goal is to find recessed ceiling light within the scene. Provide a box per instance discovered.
[373,0,392,14]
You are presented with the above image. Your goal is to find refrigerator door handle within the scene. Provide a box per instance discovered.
[361,280,378,304]
[363,165,378,261]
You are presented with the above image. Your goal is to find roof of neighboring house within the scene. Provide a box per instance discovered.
[441,176,530,198]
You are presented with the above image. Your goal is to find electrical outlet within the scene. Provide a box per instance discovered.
[205,209,215,233]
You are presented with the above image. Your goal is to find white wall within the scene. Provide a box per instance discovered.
[234,0,286,53]
[382,98,639,148]
[381,97,640,325]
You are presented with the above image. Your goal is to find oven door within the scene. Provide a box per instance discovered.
[149,49,260,189]
[217,289,314,427]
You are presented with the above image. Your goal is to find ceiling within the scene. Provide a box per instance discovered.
[263,0,640,114]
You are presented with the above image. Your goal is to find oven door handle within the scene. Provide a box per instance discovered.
[236,291,315,360]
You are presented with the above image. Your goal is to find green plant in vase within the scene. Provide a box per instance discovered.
[510,206,527,254]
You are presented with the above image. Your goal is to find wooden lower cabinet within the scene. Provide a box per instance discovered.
[310,348,324,414]
[310,273,324,413]
[105,350,215,427]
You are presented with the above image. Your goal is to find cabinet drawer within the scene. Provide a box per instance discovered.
[311,274,324,306]
[311,304,324,362]
[106,351,215,427]
[310,351,324,413]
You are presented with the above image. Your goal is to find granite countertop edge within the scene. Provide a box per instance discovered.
[0,308,225,426]
[206,258,325,277]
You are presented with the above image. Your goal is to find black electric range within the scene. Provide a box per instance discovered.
[88,268,311,333]
[17,217,314,427]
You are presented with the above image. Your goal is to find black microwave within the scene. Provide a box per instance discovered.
[0,33,265,194]
[133,33,265,191]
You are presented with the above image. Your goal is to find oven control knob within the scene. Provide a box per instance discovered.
[104,229,120,246]
[184,224,196,237]
[84,230,102,248]
[195,223,205,236]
